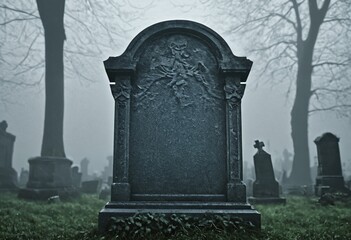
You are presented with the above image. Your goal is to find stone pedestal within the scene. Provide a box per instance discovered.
[99,202,260,233]
[18,156,79,200]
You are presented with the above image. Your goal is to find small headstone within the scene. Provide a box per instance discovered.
[248,140,286,204]
[71,166,82,188]
[101,156,113,183]
[18,168,29,187]
[0,120,18,190]
[81,179,100,194]
[98,20,260,233]
[80,158,90,182]
[314,132,348,196]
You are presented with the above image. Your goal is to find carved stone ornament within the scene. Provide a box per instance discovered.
[224,80,245,107]
[112,80,131,104]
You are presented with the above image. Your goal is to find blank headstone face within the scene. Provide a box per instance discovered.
[129,34,226,195]
[254,154,275,182]
[316,137,342,176]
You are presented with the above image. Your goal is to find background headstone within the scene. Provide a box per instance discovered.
[314,132,348,195]
[80,158,90,182]
[101,156,113,183]
[248,140,286,204]
[0,120,18,190]
[18,168,29,187]
[71,166,82,188]
[98,20,260,233]
[81,179,100,194]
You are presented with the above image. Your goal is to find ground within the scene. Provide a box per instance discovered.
[0,193,350,240]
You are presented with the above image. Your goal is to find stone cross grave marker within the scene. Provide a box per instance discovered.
[98,20,260,232]
[248,140,286,204]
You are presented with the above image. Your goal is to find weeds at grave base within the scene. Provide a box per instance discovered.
[104,213,259,240]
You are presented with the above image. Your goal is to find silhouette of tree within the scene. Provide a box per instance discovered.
[200,0,351,185]
[0,0,142,157]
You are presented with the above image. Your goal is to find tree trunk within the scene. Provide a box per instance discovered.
[36,0,66,157]
[289,55,312,185]
[288,0,330,186]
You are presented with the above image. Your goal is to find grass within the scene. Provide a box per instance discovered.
[0,193,350,240]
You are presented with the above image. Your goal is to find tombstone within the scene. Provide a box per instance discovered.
[101,156,113,183]
[0,120,18,190]
[18,168,29,187]
[248,140,286,204]
[98,20,260,232]
[71,166,82,188]
[81,179,100,194]
[80,158,90,182]
[314,132,348,196]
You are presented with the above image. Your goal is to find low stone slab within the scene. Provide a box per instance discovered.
[99,202,260,233]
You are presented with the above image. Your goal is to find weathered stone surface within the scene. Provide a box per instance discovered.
[18,156,79,200]
[0,120,18,190]
[314,132,348,195]
[99,20,260,233]
[249,140,286,204]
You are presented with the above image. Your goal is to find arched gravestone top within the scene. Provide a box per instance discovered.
[104,20,253,202]
[99,20,261,233]
[104,20,252,80]
[314,132,340,144]
[314,132,342,176]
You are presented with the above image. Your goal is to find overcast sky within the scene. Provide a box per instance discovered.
[1,0,351,177]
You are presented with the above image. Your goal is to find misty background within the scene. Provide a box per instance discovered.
[1,0,350,178]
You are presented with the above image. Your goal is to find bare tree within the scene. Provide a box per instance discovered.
[202,0,351,185]
[0,0,143,157]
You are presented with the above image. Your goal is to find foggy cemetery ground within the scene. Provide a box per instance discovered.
[1,192,351,240]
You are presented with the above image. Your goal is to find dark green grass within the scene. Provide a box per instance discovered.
[0,193,350,240]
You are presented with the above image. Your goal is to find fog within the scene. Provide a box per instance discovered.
[1,0,350,178]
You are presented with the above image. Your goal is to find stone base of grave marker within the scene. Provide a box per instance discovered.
[248,182,286,204]
[315,176,348,196]
[99,202,261,233]
[283,184,314,196]
[18,156,79,200]
[248,197,286,205]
